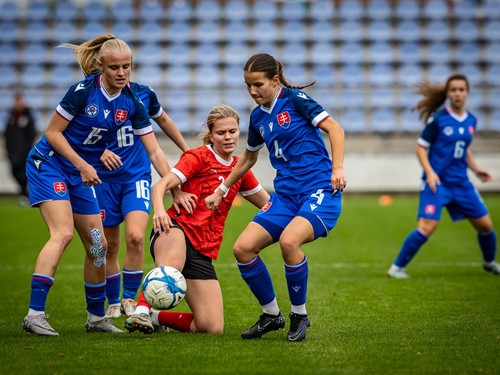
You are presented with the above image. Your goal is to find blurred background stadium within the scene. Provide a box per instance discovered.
[0,0,499,192]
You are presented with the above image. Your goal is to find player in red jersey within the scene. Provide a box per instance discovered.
[124,104,270,334]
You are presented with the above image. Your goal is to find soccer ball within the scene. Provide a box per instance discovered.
[142,266,187,310]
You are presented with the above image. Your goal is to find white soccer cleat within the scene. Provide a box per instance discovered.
[85,318,124,333]
[22,314,59,336]
[387,264,410,279]
[121,299,137,317]
[104,303,122,318]
[483,261,500,275]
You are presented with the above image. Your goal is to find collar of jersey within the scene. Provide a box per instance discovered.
[206,145,233,166]
[98,75,122,102]
[445,105,468,123]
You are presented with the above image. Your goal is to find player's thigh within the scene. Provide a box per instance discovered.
[469,214,493,233]
[280,216,315,249]
[123,210,149,245]
[233,222,274,261]
[152,228,187,270]
[39,200,74,240]
[185,279,223,334]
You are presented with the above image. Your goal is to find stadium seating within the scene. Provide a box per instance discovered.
[1,0,499,134]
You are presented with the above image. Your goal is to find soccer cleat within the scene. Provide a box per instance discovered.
[124,313,154,334]
[241,312,285,339]
[120,298,137,317]
[154,325,170,333]
[287,313,311,342]
[85,318,124,333]
[104,304,122,319]
[387,264,410,279]
[483,262,500,275]
[22,314,59,336]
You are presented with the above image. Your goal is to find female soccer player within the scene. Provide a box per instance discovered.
[124,104,270,334]
[387,74,498,279]
[205,53,347,342]
[22,35,176,336]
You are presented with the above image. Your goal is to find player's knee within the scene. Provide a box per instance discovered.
[194,319,223,334]
[126,232,145,253]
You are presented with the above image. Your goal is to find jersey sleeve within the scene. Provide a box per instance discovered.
[246,110,266,152]
[418,116,439,148]
[144,86,163,119]
[130,90,154,136]
[238,169,262,196]
[56,80,92,121]
[170,149,203,183]
[290,90,330,127]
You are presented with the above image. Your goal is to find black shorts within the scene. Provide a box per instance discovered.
[149,220,218,280]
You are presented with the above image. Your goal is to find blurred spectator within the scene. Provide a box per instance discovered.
[3,94,36,205]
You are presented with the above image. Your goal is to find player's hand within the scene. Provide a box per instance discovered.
[205,192,223,211]
[475,169,492,183]
[80,163,101,187]
[331,167,347,192]
[173,190,198,214]
[153,208,173,234]
[426,172,441,193]
[100,149,123,171]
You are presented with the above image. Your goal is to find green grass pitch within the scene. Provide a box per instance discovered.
[0,194,498,374]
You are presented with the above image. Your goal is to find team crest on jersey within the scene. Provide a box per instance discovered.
[259,124,265,137]
[100,210,106,221]
[85,103,99,117]
[53,182,67,196]
[468,126,475,134]
[424,204,436,215]
[443,126,453,136]
[115,109,128,125]
[277,111,291,129]
[258,201,272,214]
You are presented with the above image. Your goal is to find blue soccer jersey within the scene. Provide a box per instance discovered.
[246,87,333,195]
[95,82,162,183]
[418,107,477,184]
[34,74,151,176]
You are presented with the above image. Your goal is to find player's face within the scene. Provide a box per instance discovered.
[447,79,468,111]
[244,71,280,107]
[209,117,240,160]
[100,51,132,95]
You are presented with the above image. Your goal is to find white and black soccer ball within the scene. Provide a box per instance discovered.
[142,266,187,310]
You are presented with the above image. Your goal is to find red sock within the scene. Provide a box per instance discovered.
[136,290,151,309]
[158,311,194,332]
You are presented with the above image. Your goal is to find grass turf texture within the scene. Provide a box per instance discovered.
[0,194,498,375]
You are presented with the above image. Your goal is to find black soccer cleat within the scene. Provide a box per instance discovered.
[241,312,286,339]
[287,312,310,342]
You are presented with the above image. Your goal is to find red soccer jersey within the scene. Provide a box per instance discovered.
[167,145,262,260]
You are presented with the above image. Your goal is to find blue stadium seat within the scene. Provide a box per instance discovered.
[395,41,422,65]
[423,20,452,43]
[483,42,500,64]
[311,41,336,65]
[338,42,365,65]
[20,65,47,88]
[223,20,250,44]
[140,1,164,23]
[166,1,192,22]
[311,64,336,88]
[222,0,250,22]
[310,20,335,43]
[371,107,398,132]
[195,21,223,44]
[421,0,449,21]
[309,1,335,21]
[454,42,481,65]
[341,108,366,133]
[369,88,396,108]
[135,64,163,88]
[457,63,483,85]
[193,89,224,113]
[253,42,276,55]
[223,89,251,116]
[82,1,108,22]
[0,1,21,22]
[452,0,476,21]
[51,21,78,44]
[366,0,393,20]
[23,89,46,111]
[280,1,308,21]
[165,90,191,112]
[223,43,250,66]
[0,21,22,43]
[338,20,365,43]
[25,0,50,22]
[166,43,192,66]
[481,0,500,20]
[366,20,394,42]
[338,1,365,20]
[193,65,220,88]
[48,65,77,88]
[137,22,164,44]
[136,42,164,66]
[340,64,366,87]
[251,0,279,22]
[23,43,50,65]
[251,21,279,44]
[222,64,243,88]
[368,63,396,87]
[111,21,136,43]
[394,20,422,43]
[0,66,17,88]
[165,65,192,88]
[285,64,310,88]
[488,108,500,131]
[425,42,452,65]
[397,64,424,86]
[281,21,308,44]
[24,21,50,43]
[193,43,222,66]
[484,65,500,86]
[453,20,481,43]
[368,41,394,64]
[482,19,500,43]
[193,1,221,22]
[54,0,79,21]
[0,43,20,65]
[110,1,135,23]
[426,64,450,81]
[167,22,193,44]
[51,46,75,68]
[281,42,308,66]
[400,108,422,132]
[80,21,107,42]
[394,0,421,20]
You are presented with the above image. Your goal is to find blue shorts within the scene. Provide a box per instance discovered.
[26,148,100,215]
[418,180,488,222]
[94,178,152,227]
[252,188,343,242]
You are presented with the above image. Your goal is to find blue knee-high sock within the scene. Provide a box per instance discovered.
[478,231,497,263]
[29,274,54,311]
[394,229,428,268]
[238,256,276,306]
[105,272,121,305]
[84,281,106,317]
[122,269,143,300]
[285,257,308,306]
